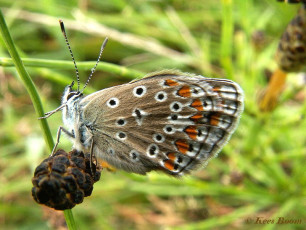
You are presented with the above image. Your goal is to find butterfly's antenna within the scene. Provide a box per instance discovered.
[59,20,80,92]
[81,37,109,93]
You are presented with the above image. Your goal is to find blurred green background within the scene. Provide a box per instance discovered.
[0,0,305,229]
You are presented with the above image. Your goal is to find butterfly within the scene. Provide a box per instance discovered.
[41,21,244,177]
[43,69,243,177]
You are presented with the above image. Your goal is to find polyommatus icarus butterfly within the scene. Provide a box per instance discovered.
[41,21,244,177]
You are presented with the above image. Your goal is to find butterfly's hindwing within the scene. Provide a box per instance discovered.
[80,71,243,176]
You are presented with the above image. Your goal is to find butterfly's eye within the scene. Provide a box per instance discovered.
[67,92,76,100]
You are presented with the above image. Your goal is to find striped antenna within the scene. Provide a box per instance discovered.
[81,37,109,93]
[59,20,80,91]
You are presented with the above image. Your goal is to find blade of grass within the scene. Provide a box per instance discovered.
[0,9,77,230]
[0,57,144,80]
[1,8,195,66]
[221,0,233,78]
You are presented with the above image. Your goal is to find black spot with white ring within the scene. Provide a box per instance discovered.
[129,150,139,162]
[163,125,175,134]
[170,114,178,121]
[153,133,165,143]
[189,144,194,152]
[147,144,159,158]
[177,156,183,163]
[132,108,148,126]
[116,118,127,126]
[133,86,147,97]
[107,97,119,108]
[116,132,127,140]
[155,91,167,102]
[170,101,183,112]
[198,129,202,137]
[191,86,204,97]
[134,109,141,119]
[203,97,213,109]
[203,100,208,107]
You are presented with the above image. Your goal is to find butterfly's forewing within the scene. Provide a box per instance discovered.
[81,71,244,176]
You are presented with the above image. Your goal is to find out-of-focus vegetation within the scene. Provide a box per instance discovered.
[0,0,305,229]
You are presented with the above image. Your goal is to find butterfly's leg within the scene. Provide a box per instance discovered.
[89,138,97,175]
[51,126,74,156]
[38,104,66,119]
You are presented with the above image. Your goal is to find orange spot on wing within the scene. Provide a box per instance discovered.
[190,113,203,123]
[164,159,175,171]
[165,79,179,86]
[177,85,191,97]
[98,160,116,172]
[210,112,220,126]
[191,99,204,111]
[213,86,221,92]
[175,139,189,154]
[185,126,198,140]
[167,152,176,161]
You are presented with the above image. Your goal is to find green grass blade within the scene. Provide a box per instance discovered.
[0,57,143,80]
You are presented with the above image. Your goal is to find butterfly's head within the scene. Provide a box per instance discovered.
[61,81,83,129]
[38,81,83,120]
[62,81,83,105]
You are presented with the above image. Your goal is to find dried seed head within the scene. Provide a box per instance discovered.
[275,5,306,72]
[276,0,306,4]
[31,149,102,210]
